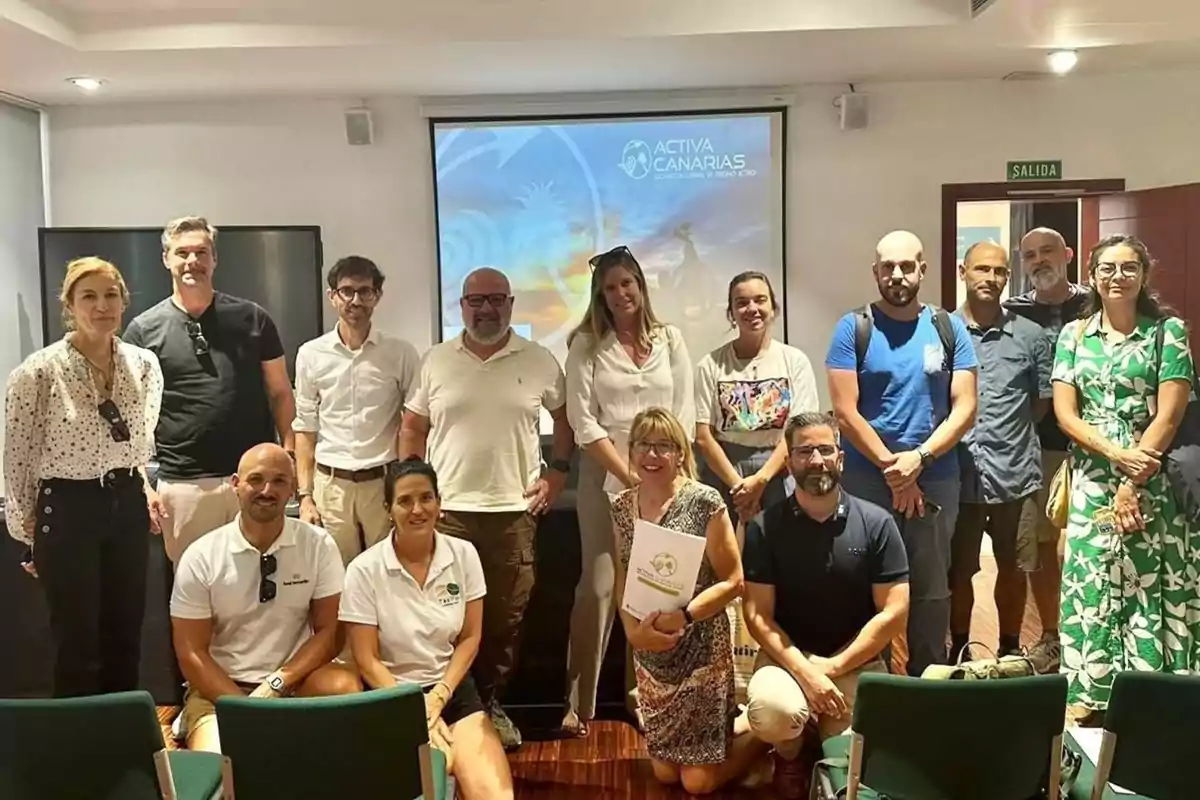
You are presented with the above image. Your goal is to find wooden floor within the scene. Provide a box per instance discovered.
[158,557,1045,799]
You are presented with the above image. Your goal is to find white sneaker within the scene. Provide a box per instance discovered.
[171,710,186,741]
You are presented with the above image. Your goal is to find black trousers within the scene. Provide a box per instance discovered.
[32,469,150,697]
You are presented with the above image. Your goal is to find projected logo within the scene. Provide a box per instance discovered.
[619,137,754,181]
[619,140,653,179]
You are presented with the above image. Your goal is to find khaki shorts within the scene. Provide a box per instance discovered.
[746,649,887,753]
[181,682,257,747]
[1016,450,1068,569]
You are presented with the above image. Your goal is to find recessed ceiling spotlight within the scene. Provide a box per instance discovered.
[1047,50,1078,75]
[66,77,104,91]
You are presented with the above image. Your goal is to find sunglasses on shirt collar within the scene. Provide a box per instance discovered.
[98,399,131,443]
[185,319,210,357]
[260,553,277,603]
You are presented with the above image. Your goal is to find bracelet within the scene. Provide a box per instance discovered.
[432,681,452,699]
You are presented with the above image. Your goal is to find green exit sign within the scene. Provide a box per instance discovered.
[1007,160,1063,181]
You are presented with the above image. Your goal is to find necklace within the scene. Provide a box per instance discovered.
[69,338,115,394]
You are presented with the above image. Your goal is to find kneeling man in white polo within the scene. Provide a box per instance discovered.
[171,443,361,753]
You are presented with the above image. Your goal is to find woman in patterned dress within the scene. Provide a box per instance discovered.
[1052,234,1198,718]
[612,407,768,794]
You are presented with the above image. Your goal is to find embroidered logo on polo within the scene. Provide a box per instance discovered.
[435,582,463,607]
[282,573,310,587]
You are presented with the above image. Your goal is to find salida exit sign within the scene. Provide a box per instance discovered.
[1007,160,1063,181]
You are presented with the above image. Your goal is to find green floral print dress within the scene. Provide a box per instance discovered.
[1052,314,1199,709]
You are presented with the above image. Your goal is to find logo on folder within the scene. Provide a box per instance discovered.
[651,553,678,578]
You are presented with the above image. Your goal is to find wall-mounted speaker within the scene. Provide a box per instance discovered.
[837,93,869,131]
[344,108,374,146]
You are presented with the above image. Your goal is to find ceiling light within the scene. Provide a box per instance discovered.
[66,77,104,91]
[1046,50,1078,75]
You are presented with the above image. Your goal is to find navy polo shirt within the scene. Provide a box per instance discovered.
[744,492,909,657]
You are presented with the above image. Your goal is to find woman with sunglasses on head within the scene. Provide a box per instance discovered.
[562,245,695,736]
[1052,234,1199,723]
[612,408,765,794]
[696,271,818,524]
[340,458,514,800]
[4,257,164,697]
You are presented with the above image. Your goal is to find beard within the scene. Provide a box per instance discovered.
[244,498,284,523]
[793,464,841,497]
[879,282,916,307]
[466,319,509,345]
[1029,266,1063,293]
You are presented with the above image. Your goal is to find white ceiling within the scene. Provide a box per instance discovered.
[1,0,1199,103]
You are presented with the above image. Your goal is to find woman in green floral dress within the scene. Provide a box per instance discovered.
[1052,234,1198,716]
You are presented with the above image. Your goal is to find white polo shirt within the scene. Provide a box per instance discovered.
[170,515,345,684]
[405,332,565,512]
[338,531,486,687]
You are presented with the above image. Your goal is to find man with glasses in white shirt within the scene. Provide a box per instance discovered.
[399,267,574,750]
[293,256,420,565]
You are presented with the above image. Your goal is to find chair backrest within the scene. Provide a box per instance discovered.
[0,690,168,800]
[852,673,1067,800]
[1104,672,1200,800]
[217,683,432,799]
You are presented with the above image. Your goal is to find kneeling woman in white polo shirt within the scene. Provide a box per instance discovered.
[339,458,514,800]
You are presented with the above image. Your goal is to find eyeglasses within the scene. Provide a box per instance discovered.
[335,286,380,303]
[259,553,277,603]
[589,245,633,271]
[1094,261,1143,280]
[790,444,839,460]
[632,441,678,456]
[185,320,209,357]
[97,399,131,443]
[462,293,511,309]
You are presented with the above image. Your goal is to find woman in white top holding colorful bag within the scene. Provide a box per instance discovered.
[562,245,694,736]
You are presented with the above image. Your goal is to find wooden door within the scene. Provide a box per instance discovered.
[1095,184,1200,331]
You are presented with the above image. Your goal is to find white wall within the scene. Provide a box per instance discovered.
[0,101,46,495]
[49,69,1200,408]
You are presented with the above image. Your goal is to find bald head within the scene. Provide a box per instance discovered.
[233,443,295,523]
[963,240,1008,267]
[462,267,510,298]
[1020,227,1066,251]
[238,443,293,478]
[876,230,925,265]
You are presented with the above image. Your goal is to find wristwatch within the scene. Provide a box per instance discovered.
[917,446,935,467]
[681,606,695,626]
[267,671,287,694]
[549,458,571,474]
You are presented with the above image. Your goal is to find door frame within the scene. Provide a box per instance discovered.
[940,179,1126,306]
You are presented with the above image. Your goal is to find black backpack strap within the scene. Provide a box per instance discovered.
[928,305,957,373]
[853,305,873,372]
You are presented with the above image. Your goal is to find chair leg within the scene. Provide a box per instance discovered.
[418,742,437,799]
[846,732,864,800]
[1047,735,1062,800]
[221,755,236,800]
[153,749,177,800]
[1090,731,1117,800]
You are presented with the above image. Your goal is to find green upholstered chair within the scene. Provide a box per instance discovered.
[216,683,447,799]
[1083,672,1200,800]
[0,690,223,800]
[815,673,1068,800]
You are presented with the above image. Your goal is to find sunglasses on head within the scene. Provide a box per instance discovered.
[259,553,277,603]
[185,319,210,357]
[97,399,131,443]
[588,245,633,271]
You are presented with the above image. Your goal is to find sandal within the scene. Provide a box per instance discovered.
[559,710,590,738]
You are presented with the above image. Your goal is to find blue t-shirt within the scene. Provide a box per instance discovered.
[825,305,978,479]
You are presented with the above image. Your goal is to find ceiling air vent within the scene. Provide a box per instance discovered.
[972,0,1000,16]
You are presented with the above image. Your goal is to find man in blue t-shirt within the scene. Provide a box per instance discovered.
[825,230,978,676]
